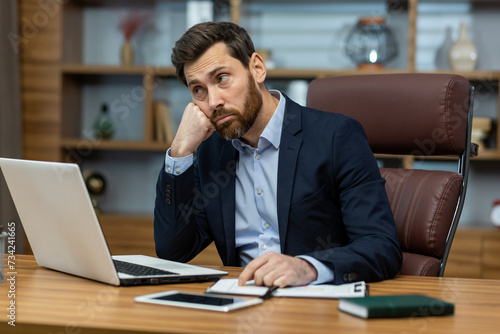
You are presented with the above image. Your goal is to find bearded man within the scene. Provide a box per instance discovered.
[154,22,402,287]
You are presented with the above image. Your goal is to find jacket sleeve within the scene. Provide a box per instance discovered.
[153,162,213,262]
[303,117,402,284]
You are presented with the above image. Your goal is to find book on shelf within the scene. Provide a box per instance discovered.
[153,101,174,144]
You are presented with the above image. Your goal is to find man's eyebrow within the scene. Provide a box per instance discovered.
[187,66,228,87]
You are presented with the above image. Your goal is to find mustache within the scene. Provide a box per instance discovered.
[210,108,235,123]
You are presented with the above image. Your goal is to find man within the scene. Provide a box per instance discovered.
[154,22,401,287]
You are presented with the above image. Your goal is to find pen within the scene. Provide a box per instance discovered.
[260,285,279,301]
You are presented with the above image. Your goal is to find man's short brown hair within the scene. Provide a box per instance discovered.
[171,22,255,86]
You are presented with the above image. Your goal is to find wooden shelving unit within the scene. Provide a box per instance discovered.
[18,0,500,274]
[60,138,170,152]
[20,0,500,163]
[445,228,500,279]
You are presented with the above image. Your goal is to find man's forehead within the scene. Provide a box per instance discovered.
[185,43,242,85]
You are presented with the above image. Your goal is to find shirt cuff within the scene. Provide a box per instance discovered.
[297,255,334,285]
[164,148,194,175]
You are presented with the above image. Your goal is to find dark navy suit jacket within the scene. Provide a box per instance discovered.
[154,94,402,284]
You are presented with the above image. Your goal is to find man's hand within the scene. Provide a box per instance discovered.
[170,103,215,157]
[238,252,318,288]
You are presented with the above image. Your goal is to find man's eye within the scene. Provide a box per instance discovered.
[193,87,204,95]
[218,74,228,83]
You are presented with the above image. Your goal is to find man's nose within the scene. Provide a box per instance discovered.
[208,87,224,114]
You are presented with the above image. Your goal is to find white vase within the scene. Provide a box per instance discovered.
[448,22,477,71]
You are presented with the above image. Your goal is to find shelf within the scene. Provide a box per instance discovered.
[60,141,498,159]
[266,68,409,79]
[61,64,178,76]
[60,63,500,81]
[60,64,412,80]
[424,70,500,81]
[412,150,500,161]
[61,138,170,151]
[472,149,500,160]
[62,64,149,75]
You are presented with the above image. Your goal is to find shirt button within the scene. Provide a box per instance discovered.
[175,168,181,174]
[264,223,270,229]
[262,245,267,250]
[167,167,172,173]
[256,154,261,160]
[256,189,262,195]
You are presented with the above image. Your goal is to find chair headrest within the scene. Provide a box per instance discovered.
[306,73,471,156]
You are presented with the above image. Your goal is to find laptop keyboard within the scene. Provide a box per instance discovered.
[113,259,179,277]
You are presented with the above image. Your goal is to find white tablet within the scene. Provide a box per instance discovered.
[134,290,263,312]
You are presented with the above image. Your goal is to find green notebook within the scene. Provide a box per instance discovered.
[338,294,454,319]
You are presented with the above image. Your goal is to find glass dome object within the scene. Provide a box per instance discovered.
[344,16,398,69]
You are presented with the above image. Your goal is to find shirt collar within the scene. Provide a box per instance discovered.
[232,90,285,152]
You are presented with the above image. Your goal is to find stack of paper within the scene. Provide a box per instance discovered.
[206,279,367,299]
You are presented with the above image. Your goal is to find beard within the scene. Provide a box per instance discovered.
[210,72,263,141]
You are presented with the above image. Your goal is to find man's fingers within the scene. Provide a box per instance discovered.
[239,253,318,287]
[238,252,273,286]
[238,262,260,286]
[170,103,213,157]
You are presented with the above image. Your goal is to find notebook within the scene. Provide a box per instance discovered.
[338,294,454,319]
[0,157,228,286]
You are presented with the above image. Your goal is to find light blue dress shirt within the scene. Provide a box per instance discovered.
[165,91,333,284]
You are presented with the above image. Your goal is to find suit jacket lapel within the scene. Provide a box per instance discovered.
[218,141,238,265]
[277,96,302,253]
[216,95,302,262]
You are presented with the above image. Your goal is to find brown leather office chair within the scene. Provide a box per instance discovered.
[306,73,475,277]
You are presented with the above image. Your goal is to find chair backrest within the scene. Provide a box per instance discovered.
[306,73,474,277]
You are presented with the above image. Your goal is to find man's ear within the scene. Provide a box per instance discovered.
[249,52,267,84]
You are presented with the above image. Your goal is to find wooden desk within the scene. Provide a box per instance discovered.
[1,255,500,334]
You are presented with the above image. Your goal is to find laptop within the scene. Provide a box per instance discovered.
[0,157,228,286]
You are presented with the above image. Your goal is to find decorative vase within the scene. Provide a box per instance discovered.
[448,22,477,71]
[121,40,134,66]
[491,199,500,228]
[93,103,115,140]
[435,26,453,69]
[344,16,398,69]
